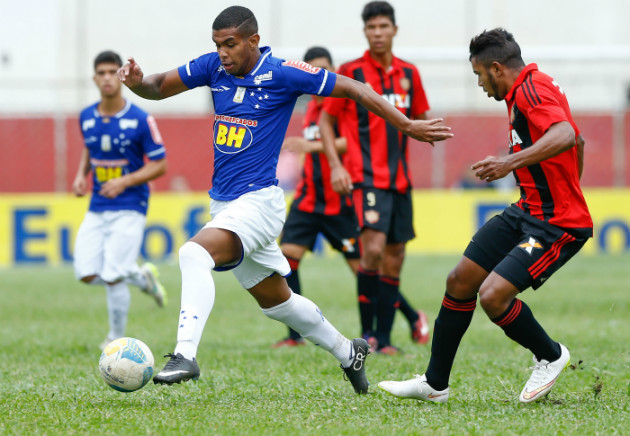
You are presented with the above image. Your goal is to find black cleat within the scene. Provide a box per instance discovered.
[153,353,200,385]
[341,338,371,394]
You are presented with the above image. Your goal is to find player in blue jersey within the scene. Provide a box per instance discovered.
[117,6,452,394]
[73,50,168,349]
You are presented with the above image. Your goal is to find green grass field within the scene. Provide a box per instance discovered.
[1,253,628,436]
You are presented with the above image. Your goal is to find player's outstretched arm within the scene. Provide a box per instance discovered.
[117,57,189,100]
[329,75,453,144]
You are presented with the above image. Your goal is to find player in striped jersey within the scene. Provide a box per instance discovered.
[379,28,592,403]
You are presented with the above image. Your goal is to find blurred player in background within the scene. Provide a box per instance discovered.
[274,46,361,347]
[117,6,451,393]
[320,1,433,354]
[73,50,168,349]
[379,28,592,403]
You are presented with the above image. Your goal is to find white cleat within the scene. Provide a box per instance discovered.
[378,374,449,403]
[519,343,570,403]
[140,262,167,307]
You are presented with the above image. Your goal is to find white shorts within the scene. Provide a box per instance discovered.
[74,210,146,283]
[204,185,290,289]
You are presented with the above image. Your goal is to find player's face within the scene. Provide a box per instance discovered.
[363,15,397,56]
[93,62,122,98]
[212,27,261,77]
[471,57,504,101]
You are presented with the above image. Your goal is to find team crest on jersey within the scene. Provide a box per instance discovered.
[282,60,321,74]
[364,210,380,224]
[213,119,254,154]
[233,86,247,103]
[519,237,543,255]
[400,77,411,91]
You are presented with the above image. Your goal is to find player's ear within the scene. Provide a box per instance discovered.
[248,33,260,48]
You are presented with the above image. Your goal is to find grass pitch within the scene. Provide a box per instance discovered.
[0,253,628,436]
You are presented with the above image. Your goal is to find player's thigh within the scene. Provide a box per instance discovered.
[446,255,489,299]
[74,212,106,279]
[247,271,292,309]
[233,240,291,291]
[102,211,146,282]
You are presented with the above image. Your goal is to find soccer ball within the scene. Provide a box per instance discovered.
[99,337,154,392]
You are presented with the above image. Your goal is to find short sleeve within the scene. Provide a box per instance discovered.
[177,53,216,89]
[280,60,337,96]
[516,81,567,134]
[411,68,430,117]
[141,115,166,160]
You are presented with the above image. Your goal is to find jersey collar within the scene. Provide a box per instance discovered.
[362,50,401,74]
[505,63,538,102]
[92,99,131,119]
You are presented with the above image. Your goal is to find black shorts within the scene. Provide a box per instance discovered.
[353,187,415,244]
[280,205,360,259]
[464,204,592,291]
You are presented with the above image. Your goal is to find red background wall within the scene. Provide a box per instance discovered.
[1,112,627,193]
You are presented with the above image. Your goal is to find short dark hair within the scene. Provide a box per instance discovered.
[212,6,258,37]
[94,50,122,70]
[362,1,395,25]
[469,28,524,69]
[303,46,332,64]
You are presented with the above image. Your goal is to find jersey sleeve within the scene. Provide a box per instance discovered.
[516,80,568,134]
[411,67,430,117]
[177,53,217,89]
[140,114,166,160]
[280,60,337,96]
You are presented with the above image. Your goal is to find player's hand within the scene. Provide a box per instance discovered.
[471,155,512,182]
[405,118,453,144]
[72,176,88,197]
[117,57,144,87]
[98,177,128,199]
[330,165,353,195]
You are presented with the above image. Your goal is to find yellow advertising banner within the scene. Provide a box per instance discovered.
[1,189,628,266]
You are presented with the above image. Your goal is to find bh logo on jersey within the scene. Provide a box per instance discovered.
[213,120,254,154]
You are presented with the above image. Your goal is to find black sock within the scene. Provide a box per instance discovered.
[375,276,400,347]
[492,299,561,362]
[426,293,477,390]
[285,257,302,340]
[357,267,378,336]
[397,292,419,325]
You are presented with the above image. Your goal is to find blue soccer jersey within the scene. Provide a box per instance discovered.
[177,47,337,201]
[79,100,166,215]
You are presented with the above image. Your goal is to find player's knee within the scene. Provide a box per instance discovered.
[179,240,214,268]
[80,275,97,284]
[446,269,476,299]
[478,286,505,317]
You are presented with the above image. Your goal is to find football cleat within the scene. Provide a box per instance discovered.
[341,338,371,394]
[362,333,378,351]
[411,310,430,344]
[153,353,200,385]
[519,343,570,403]
[272,337,306,348]
[378,374,449,403]
[140,262,168,307]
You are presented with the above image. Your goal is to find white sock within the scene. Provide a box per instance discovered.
[105,281,130,339]
[173,241,216,360]
[262,293,354,367]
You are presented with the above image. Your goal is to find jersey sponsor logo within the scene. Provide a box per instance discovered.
[146,115,163,144]
[282,60,321,74]
[82,119,96,131]
[519,237,543,255]
[509,127,523,148]
[253,70,273,85]
[119,119,138,130]
[214,115,258,127]
[382,93,410,109]
[213,120,253,154]
[303,125,321,141]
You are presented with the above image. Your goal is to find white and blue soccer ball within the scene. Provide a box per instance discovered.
[99,337,154,392]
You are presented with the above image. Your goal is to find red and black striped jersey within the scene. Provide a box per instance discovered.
[506,64,592,229]
[323,51,429,192]
[291,96,351,215]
